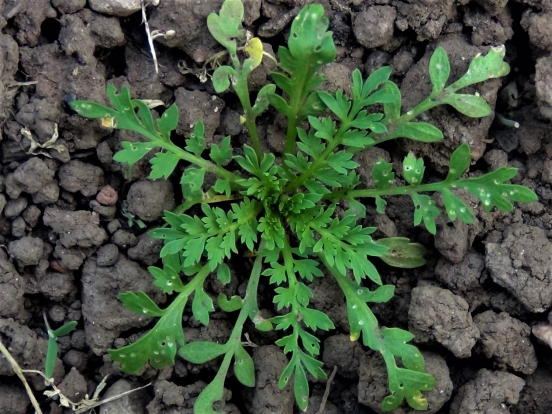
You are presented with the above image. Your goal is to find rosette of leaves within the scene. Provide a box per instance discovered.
[69,0,537,412]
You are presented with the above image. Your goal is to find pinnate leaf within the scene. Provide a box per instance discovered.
[109,294,187,373]
[210,136,233,166]
[113,141,156,165]
[149,152,180,180]
[179,341,228,364]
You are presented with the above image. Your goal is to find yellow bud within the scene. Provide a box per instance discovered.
[239,116,246,124]
[101,117,116,128]
[244,37,263,69]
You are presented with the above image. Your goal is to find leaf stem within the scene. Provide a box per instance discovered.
[194,246,265,413]
[324,180,449,202]
[283,121,350,193]
[233,76,264,160]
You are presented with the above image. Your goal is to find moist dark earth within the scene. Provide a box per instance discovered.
[1,0,552,413]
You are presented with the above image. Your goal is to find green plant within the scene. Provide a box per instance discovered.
[69,0,537,412]
[43,314,77,378]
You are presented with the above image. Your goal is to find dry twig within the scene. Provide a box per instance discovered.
[0,338,43,414]
[315,365,338,414]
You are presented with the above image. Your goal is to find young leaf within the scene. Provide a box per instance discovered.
[372,159,394,190]
[157,104,179,141]
[441,189,474,224]
[446,143,472,181]
[234,345,255,387]
[180,167,206,194]
[269,4,336,127]
[376,238,427,268]
[451,46,510,91]
[217,263,231,284]
[411,194,440,234]
[213,179,232,196]
[252,84,277,116]
[149,152,180,180]
[192,288,214,326]
[210,136,233,166]
[52,321,78,338]
[317,90,350,121]
[386,122,443,143]
[300,307,335,331]
[360,66,392,99]
[113,141,156,166]
[185,122,206,157]
[441,94,491,118]
[293,363,309,411]
[120,291,165,316]
[429,47,450,94]
[207,0,244,54]
[217,293,243,312]
[179,341,228,364]
[402,153,425,185]
[45,338,58,378]
[212,65,238,93]
[375,196,387,214]
[109,294,187,373]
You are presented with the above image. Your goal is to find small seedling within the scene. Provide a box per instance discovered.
[69,1,537,412]
[43,313,77,379]
[121,204,146,229]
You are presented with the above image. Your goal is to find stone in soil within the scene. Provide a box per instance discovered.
[473,310,538,375]
[8,236,43,266]
[485,224,552,313]
[0,384,29,414]
[58,160,105,197]
[322,333,364,379]
[32,181,60,205]
[127,231,164,265]
[126,179,175,222]
[43,207,108,248]
[358,350,452,414]
[0,250,28,321]
[99,379,149,414]
[57,367,88,403]
[535,55,552,120]
[512,368,552,414]
[243,345,294,414]
[96,244,119,267]
[3,196,27,218]
[88,0,140,17]
[353,6,396,49]
[408,286,480,358]
[10,157,55,196]
[449,369,525,414]
[81,255,165,354]
[174,88,225,145]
